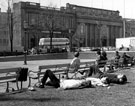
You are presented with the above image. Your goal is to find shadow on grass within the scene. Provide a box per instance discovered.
[0,96,61,102]
[0,89,61,102]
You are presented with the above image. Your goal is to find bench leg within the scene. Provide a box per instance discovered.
[28,77,31,87]
[21,81,23,89]
[16,81,19,90]
[6,82,9,92]
[59,74,60,79]
[103,66,106,72]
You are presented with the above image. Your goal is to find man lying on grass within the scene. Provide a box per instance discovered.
[38,69,109,90]
[85,65,127,84]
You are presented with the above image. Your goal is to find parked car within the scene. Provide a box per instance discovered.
[91,48,101,51]
[80,47,91,52]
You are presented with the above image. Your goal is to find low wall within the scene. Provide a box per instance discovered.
[0,51,135,62]
[0,53,69,62]
[79,51,135,60]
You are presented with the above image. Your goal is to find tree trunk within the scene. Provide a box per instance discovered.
[10,15,13,52]
[69,34,73,52]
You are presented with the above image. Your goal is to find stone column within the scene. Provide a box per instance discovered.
[87,24,90,47]
[85,24,88,47]
[90,24,94,47]
[93,24,96,47]
[110,26,113,46]
[111,26,114,46]
[94,24,97,47]
[107,25,109,47]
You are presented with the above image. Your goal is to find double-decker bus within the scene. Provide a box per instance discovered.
[39,38,70,53]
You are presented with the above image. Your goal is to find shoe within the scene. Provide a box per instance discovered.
[28,86,36,91]
[38,84,44,88]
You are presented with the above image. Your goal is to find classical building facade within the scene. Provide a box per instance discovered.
[13,2,76,51]
[124,18,135,37]
[1,2,135,52]
[65,3,123,48]
[0,10,10,51]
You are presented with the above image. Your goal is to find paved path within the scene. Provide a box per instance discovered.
[0,59,95,70]
[0,59,95,92]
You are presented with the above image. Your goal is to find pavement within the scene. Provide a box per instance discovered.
[0,59,95,93]
[0,59,95,70]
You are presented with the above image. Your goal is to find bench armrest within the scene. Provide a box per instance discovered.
[28,70,39,79]
[29,70,39,73]
[5,72,19,77]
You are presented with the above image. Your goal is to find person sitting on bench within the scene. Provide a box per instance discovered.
[66,51,82,79]
[114,51,121,69]
[122,52,134,67]
[69,52,80,73]
[96,50,107,69]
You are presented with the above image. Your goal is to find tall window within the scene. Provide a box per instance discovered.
[28,13,39,26]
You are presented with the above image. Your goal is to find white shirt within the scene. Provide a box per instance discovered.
[69,57,80,72]
[59,77,108,90]
[60,79,85,89]
[85,77,108,87]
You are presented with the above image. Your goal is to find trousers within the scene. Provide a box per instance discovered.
[41,69,60,88]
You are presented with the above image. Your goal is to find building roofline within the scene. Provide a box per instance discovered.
[66,3,120,13]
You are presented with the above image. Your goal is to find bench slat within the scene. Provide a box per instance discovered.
[38,69,67,75]
[0,79,16,83]
[0,67,21,73]
[0,75,18,81]
[39,64,70,70]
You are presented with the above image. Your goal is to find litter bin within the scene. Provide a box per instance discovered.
[18,68,28,89]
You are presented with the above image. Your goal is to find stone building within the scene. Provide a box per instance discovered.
[0,10,10,51]
[65,3,123,48]
[12,2,123,51]
[124,18,135,37]
[13,2,76,51]
[1,2,135,52]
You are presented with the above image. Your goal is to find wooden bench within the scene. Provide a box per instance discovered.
[107,57,135,69]
[69,61,95,78]
[96,59,119,72]
[28,61,96,87]
[0,67,24,93]
[104,59,116,72]
[121,56,135,67]
[28,63,70,87]
[100,58,135,72]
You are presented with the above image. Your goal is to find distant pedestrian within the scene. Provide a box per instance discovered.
[114,51,121,68]
[31,47,36,55]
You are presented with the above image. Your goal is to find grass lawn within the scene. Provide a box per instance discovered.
[0,68,135,106]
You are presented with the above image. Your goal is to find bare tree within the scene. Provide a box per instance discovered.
[40,5,61,52]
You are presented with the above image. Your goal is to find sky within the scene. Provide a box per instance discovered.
[0,0,135,19]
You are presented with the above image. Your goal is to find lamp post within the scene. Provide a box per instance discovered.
[23,21,28,65]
